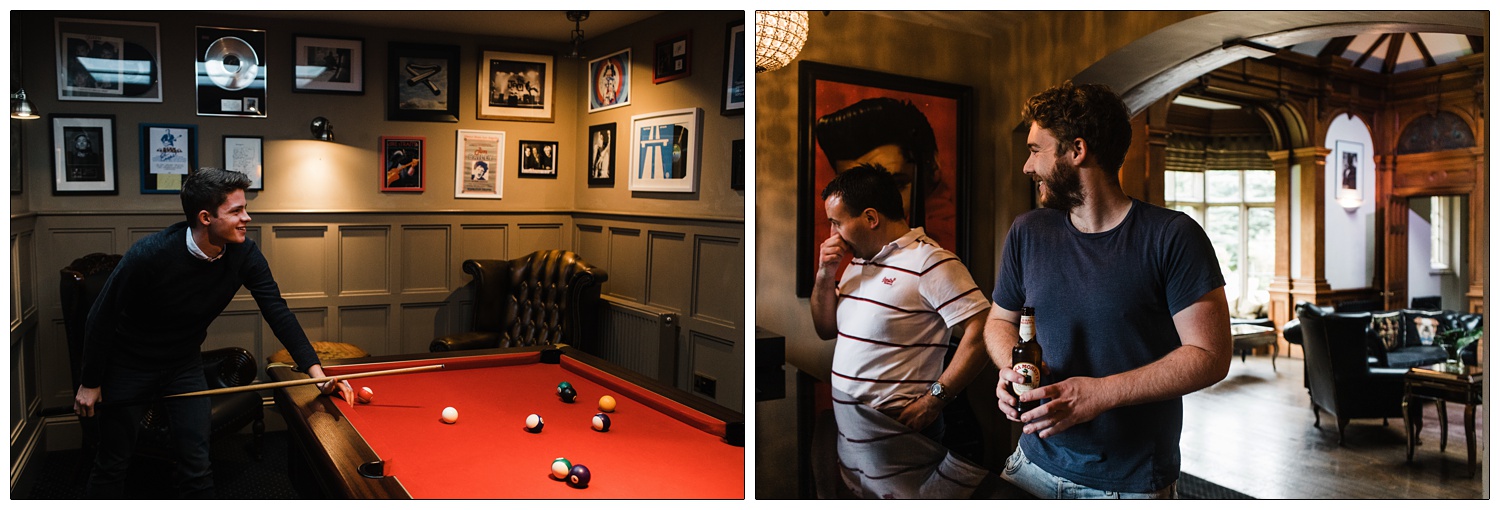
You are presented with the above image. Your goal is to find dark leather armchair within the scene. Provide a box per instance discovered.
[431,250,608,352]
[1295,302,1407,445]
[61,253,265,463]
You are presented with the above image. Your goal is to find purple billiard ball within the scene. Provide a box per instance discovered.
[568,464,591,487]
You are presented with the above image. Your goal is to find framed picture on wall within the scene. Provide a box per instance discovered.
[795,61,972,297]
[587,123,616,187]
[587,49,631,113]
[629,107,702,193]
[139,123,197,194]
[478,50,554,122]
[381,136,425,192]
[518,140,558,178]
[456,129,505,199]
[292,35,363,94]
[1335,139,1362,206]
[720,21,745,115]
[388,42,460,122]
[50,114,117,195]
[196,26,268,117]
[653,31,692,84]
[223,135,263,190]
[55,18,162,103]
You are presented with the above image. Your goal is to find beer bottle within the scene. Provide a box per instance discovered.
[1010,306,1045,413]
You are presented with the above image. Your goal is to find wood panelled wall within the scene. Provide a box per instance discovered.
[12,210,743,454]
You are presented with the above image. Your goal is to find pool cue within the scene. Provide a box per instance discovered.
[95,364,444,408]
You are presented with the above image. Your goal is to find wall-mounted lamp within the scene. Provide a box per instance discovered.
[310,116,334,141]
[755,11,809,73]
[11,89,39,119]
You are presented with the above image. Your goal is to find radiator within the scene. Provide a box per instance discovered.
[596,296,679,384]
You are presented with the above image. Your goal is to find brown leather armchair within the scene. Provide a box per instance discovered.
[61,253,265,463]
[430,250,608,352]
[1295,302,1407,446]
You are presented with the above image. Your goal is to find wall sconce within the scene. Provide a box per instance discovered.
[11,89,39,119]
[310,116,334,141]
[755,11,809,73]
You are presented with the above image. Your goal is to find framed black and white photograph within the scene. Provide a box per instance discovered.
[139,123,197,194]
[50,114,117,195]
[653,31,692,84]
[587,123,616,187]
[1335,140,1362,206]
[587,49,631,113]
[720,21,745,115]
[55,18,162,103]
[223,135,264,190]
[456,129,505,199]
[478,50,554,122]
[629,107,702,193]
[518,140,558,178]
[381,136,426,192]
[389,42,460,123]
[293,35,362,94]
[196,26,267,117]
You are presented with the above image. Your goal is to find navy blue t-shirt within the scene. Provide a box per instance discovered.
[993,198,1224,493]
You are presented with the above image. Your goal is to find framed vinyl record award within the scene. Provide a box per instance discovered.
[196,26,267,117]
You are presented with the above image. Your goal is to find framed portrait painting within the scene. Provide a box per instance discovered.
[720,21,745,115]
[795,61,972,297]
[223,135,264,190]
[518,140,558,178]
[587,49,631,113]
[478,51,554,122]
[629,108,702,193]
[388,43,460,122]
[293,35,363,94]
[50,114,117,195]
[653,31,691,84]
[381,136,425,192]
[55,18,162,103]
[139,123,197,194]
[456,129,504,199]
[587,123,616,187]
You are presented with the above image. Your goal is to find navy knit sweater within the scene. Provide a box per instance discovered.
[80,221,320,388]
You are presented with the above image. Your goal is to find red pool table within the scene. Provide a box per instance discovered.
[267,345,744,499]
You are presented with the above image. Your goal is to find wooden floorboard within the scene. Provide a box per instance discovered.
[1182,354,1487,499]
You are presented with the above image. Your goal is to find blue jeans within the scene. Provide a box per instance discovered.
[86,357,214,498]
[1001,446,1176,499]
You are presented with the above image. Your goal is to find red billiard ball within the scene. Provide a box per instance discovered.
[568,464,591,487]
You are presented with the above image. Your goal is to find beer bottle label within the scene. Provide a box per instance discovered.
[1013,362,1040,394]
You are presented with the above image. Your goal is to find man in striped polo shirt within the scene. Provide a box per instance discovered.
[810,164,990,438]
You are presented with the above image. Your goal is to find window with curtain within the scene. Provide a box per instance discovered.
[1163,134,1275,308]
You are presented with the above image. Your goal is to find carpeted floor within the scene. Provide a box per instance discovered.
[19,431,298,499]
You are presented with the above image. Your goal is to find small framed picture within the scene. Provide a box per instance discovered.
[653,31,692,84]
[720,21,745,115]
[587,49,631,113]
[587,123,616,187]
[139,123,197,194]
[293,35,363,94]
[50,114,118,195]
[629,108,702,193]
[388,42,460,122]
[478,50,554,122]
[223,135,264,190]
[55,18,162,103]
[456,129,505,199]
[380,136,425,192]
[518,140,558,178]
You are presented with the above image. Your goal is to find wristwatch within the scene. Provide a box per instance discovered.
[928,381,956,402]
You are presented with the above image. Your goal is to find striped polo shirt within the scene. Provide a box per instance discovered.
[831,227,989,410]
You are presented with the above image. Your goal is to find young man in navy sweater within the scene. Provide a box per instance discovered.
[72,168,352,498]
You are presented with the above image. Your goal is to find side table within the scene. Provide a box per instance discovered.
[1403,362,1483,477]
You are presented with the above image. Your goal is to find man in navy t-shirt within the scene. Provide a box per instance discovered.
[984,81,1231,498]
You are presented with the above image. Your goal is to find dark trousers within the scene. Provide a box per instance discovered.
[85,357,214,498]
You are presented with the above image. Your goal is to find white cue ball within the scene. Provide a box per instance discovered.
[441,406,458,424]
